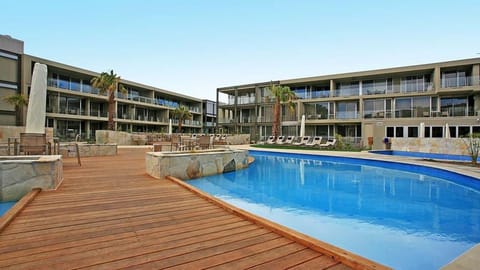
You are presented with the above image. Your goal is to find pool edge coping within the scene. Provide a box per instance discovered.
[243,146,480,180]
[167,175,391,270]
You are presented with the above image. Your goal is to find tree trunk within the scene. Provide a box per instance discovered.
[178,117,183,133]
[107,91,115,130]
[272,98,281,137]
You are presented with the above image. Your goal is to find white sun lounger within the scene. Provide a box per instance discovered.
[293,136,311,146]
[320,138,336,148]
[306,136,322,147]
[266,136,276,144]
[284,136,295,144]
[276,136,286,144]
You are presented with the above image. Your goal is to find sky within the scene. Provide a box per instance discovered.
[2,0,480,101]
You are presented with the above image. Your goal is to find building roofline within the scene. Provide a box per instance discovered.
[24,54,202,102]
[281,57,480,84]
[217,80,280,92]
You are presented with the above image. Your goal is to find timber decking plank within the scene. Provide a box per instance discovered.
[0,148,378,270]
[288,255,340,270]
[248,248,323,269]
[206,242,306,270]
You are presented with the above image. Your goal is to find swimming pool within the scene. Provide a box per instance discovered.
[0,201,16,217]
[188,150,480,270]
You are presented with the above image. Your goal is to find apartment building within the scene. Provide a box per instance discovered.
[202,99,216,134]
[0,35,203,140]
[217,58,480,147]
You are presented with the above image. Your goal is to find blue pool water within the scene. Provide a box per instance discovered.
[188,151,480,270]
[370,150,474,161]
[0,201,16,216]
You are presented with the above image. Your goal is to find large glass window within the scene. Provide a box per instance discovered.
[362,78,392,95]
[412,96,430,117]
[363,99,386,118]
[336,102,358,119]
[442,70,469,88]
[305,102,329,119]
[395,98,412,118]
[335,81,359,97]
[401,74,432,93]
[440,97,468,117]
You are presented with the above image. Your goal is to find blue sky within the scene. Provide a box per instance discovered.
[2,0,479,101]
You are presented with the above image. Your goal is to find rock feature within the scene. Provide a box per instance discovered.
[223,159,236,173]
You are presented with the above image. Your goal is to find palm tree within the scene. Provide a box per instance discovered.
[270,84,296,137]
[3,93,28,126]
[172,105,192,133]
[91,70,126,130]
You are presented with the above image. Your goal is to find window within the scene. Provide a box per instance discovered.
[395,127,404,137]
[408,127,418,137]
[442,70,469,88]
[432,126,443,138]
[386,127,394,137]
[449,126,457,138]
[395,98,412,118]
[401,74,431,93]
[459,126,470,137]
[440,97,468,117]
[424,126,430,138]
[363,99,386,118]
[336,101,358,119]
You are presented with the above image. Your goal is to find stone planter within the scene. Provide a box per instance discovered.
[0,155,63,201]
[146,149,249,180]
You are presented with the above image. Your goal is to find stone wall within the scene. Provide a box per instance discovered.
[225,134,250,145]
[146,149,249,180]
[97,130,251,146]
[0,155,63,201]
[391,138,469,155]
[96,130,141,145]
[0,126,54,144]
[58,143,118,157]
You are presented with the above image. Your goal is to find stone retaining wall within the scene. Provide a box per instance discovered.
[58,143,118,157]
[146,149,249,180]
[97,130,251,146]
[0,155,63,201]
[391,138,469,155]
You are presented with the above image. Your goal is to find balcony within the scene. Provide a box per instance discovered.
[441,76,475,88]
[48,78,105,96]
[306,113,328,120]
[311,90,331,98]
[400,81,433,94]
[89,110,108,118]
[333,88,360,97]
[334,111,359,119]
[237,96,256,105]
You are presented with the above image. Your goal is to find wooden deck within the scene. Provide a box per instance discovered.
[0,148,385,269]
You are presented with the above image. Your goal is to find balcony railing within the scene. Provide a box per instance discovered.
[48,78,105,96]
[89,111,108,117]
[441,76,475,88]
[237,96,256,105]
[333,88,360,97]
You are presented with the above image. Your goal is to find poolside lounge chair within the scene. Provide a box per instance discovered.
[319,138,336,148]
[197,135,211,149]
[275,136,286,144]
[292,136,310,146]
[266,136,276,144]
[284,136,295,144]
[306,136,322,147]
